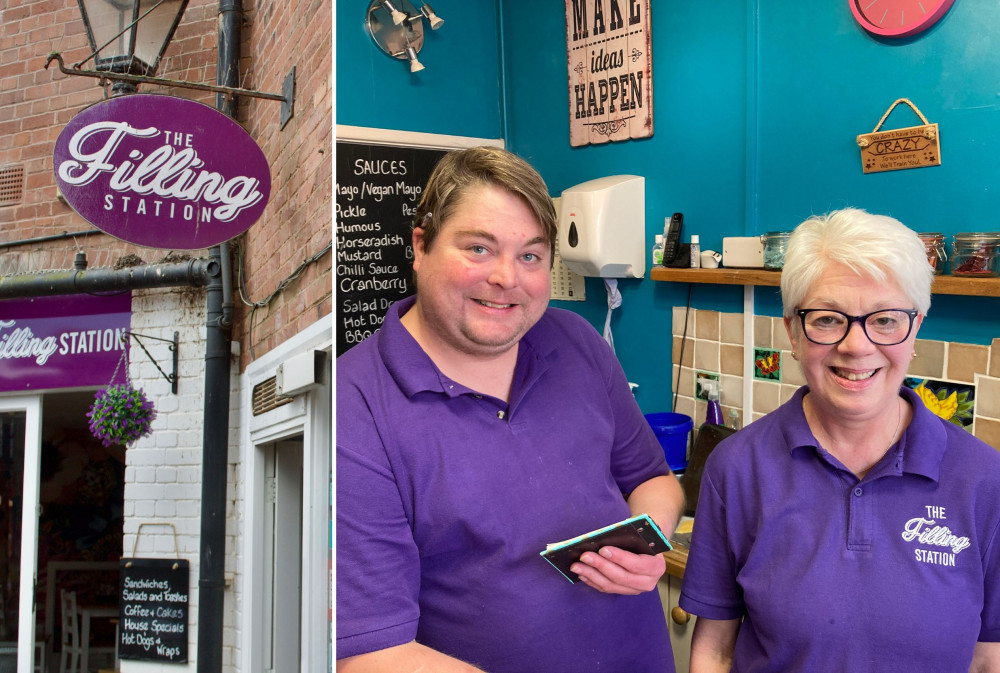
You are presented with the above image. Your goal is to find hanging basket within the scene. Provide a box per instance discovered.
[87,384,157,448]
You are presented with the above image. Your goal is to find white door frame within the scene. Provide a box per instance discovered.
[0,395,42,673]
[239,317,331,673]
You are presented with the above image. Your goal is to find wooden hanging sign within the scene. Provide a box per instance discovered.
[857,98,940,174]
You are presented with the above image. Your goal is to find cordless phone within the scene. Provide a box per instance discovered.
[662,213,683,264]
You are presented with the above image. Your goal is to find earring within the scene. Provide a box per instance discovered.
[791,351,797,360]
[911,351,917,359]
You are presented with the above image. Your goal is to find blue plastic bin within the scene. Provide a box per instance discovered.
[644,412,693,472]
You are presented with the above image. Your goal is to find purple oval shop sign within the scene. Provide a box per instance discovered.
[54,94,271,249]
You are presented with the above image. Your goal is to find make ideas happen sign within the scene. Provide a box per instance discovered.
[565,0,653,147]
[54,94,271,249]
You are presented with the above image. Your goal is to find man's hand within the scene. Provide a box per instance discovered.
[570,545,666,594]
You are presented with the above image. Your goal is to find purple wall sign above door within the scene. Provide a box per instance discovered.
[53,94,271,249]
[0,294,131,393]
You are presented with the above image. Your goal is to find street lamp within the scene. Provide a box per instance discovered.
[76,0,189,94]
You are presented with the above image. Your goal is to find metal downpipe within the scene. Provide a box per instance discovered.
[197,2,240,673]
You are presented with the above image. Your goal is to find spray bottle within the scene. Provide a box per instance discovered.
[698,378,724,426]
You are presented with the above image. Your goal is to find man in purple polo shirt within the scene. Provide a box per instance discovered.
[680,209,1000,672]
[336,146,684,672]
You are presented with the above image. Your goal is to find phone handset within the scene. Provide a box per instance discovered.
[662,213,683,263]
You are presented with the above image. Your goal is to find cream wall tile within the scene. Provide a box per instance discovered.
[692,399,707,426]
[720,344,743,376]
[696,310,721,341]
[720,374,743,408]
[753,380,780,414]
[674,395,695,421]
[754,316,771,349]
[773,318,792,351]
[782,352,806,386]
[673,336,694,368]
[677,365,695,399]
[975,375,1000,420]
[991,338,1000,378]
[672,306,694,338]
[947,343,989,384]
[694,340,720,373]
[720,312,744,345]
[910,339,945,379]
[973,417,1000,452]
[779,383,800,404]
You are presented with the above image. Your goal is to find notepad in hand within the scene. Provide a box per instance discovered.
[540,514,672,583]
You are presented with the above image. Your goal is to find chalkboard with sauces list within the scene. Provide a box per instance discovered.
[335,141,448,356]
[119,558,189,663]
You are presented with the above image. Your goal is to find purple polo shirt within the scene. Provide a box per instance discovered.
[336,297,675,672]
[680,386,1000,673]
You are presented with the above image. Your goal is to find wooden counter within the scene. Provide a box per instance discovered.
[662,540,689,580]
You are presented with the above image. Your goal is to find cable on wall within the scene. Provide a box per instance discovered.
[236,239,332,359]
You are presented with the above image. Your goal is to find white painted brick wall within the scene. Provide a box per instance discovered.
[121,287,243,673]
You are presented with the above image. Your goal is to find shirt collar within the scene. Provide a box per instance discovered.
[378,296,453,398]
[783,385,946,482]
[377,296,555,401]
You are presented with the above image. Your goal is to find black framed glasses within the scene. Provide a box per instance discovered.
[795,308,918,346]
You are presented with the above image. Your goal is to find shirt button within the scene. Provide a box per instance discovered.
[497,410,506,420]
[854,487,863,497]
[474,394,483,399]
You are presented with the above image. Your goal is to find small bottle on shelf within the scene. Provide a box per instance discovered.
[652,234,664,266]
[690,235,701,268]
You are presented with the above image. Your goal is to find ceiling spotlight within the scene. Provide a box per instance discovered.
[405,46,425,72]
[420,3,444,30]
[381,0,407,25]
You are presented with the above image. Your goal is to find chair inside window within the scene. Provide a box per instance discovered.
[59,590,82,673]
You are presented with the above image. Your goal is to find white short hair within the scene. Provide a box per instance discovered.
[780,208,933,318]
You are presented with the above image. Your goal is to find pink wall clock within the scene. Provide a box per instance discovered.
[850,0,955,38]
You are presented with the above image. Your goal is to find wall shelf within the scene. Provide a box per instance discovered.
[649,267,1000,297]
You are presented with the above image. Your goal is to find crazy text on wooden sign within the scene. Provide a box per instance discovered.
[565,0,653,147]
[857,123,941,174]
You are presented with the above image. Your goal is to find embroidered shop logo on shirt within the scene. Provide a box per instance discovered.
[901,506,970,567]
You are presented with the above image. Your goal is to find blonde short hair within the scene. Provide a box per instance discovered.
[413,146,557,262]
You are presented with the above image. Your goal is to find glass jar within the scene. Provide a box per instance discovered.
[951,232,1000,277]
[762,231,792,270]
[917,232,946,275]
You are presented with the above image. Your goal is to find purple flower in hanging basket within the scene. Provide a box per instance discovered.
[87,384,157,448]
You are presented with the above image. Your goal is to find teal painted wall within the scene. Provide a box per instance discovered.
[336,0,1000,413]
[335,1,503,138]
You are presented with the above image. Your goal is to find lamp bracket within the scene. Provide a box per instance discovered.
[123,330,179,395]
[45,53,296,129]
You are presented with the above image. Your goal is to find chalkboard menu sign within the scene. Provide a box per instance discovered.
[335,141,448,356]
[119,558,189,663]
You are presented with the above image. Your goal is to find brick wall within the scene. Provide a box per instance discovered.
[0,0,332,370]
[124,285,245,673]
[0,0,219,273]
[233,0,333,369]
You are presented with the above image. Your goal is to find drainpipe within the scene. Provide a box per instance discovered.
[197,2,240,673]
[0,257,214,299]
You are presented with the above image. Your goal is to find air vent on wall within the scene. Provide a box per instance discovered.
[252,376,294,416]
[0,165,24,206]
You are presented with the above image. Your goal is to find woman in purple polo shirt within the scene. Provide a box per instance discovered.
[680,208,1000,672]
